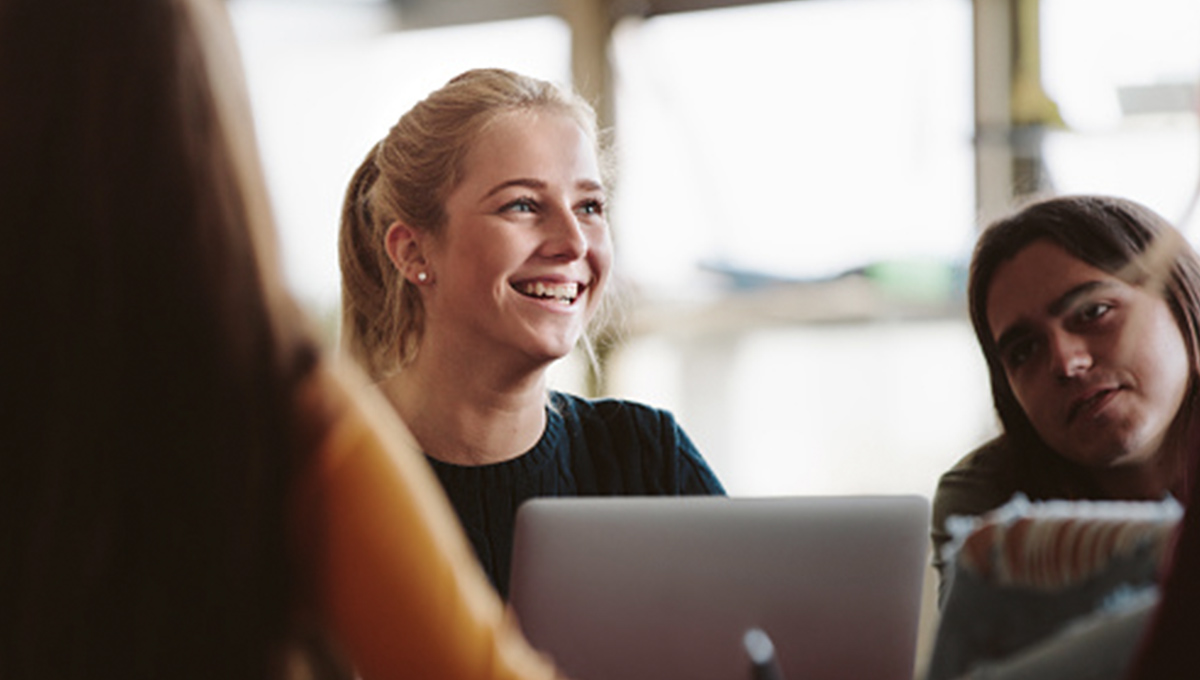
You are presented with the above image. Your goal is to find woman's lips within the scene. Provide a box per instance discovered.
[1067,387,1121,424]
[511,279,585,305]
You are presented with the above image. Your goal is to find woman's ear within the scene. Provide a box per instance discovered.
[384,221,431,284]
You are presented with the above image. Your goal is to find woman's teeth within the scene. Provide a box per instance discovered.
[516,281,580,304]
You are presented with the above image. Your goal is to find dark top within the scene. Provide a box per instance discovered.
[426,391,726,598]
[931,434,1108,601]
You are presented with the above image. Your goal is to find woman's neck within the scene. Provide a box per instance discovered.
[1089,459,1179,500]
[379,350,550,466]
[1089,419,1191,501]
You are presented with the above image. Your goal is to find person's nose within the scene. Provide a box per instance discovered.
[540,202,588,261]
[1050,330,1093,382]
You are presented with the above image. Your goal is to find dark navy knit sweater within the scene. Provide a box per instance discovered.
[426,391,726,598]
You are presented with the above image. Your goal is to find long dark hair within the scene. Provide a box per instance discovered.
[0,1,322,678]
[968,194,1200,496]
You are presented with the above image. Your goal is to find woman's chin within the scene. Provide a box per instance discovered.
[519,335,584,367]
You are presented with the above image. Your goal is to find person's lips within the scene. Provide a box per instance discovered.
[510,277,588,306]
[1067,386,1122,424]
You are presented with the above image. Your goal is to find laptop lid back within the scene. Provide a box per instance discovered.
[509,495,930,680]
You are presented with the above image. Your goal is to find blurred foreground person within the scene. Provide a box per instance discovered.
[0,2,568,679]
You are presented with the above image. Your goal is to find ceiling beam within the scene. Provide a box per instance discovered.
[386,0,806,30]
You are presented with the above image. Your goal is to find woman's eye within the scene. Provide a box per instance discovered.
[1078,302,1112,322]
[576,199,604,217]
[1004,339,1037,370]
[501,197,537,213]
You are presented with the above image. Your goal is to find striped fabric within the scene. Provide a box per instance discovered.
[954,497,1181,591]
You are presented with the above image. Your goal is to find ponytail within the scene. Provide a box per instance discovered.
[337,146,417,380]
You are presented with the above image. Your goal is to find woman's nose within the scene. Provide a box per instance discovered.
[540,204,587,260]
[1050,330,1093,381]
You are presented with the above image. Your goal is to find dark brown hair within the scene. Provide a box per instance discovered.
[968,194,1200,494]
[0,1,323,678]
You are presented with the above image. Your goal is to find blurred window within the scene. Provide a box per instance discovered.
[229,1,571,313]
[610,0,975,296]
[1041,0,1200,231]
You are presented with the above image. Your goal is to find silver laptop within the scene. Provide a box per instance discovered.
[509,495,930,680]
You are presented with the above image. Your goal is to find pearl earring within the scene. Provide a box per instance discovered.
[416,271,428,283]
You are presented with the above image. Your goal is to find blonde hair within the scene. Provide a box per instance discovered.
[338,68,605,380]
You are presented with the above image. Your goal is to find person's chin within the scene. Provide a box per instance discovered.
[1060,436,1147,470]
[519,335,580,366]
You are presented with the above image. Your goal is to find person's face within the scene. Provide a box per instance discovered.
[422,109,612,366]
[986,239,1191,470]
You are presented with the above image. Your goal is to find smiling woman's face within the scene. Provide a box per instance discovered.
[986,239,1191,470]
[419,109,612,367]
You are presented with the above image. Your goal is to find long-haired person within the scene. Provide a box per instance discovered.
[931,194,1200,596]
[0,2,568,679]
[339,68,725,597]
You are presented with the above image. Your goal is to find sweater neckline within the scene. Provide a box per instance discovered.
[423,395,564,477]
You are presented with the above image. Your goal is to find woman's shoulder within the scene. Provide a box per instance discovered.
[547,391,724,493]
[931,436,1024,585]
[940,434,1084,500]
[944,435,1020,478]
[549,391,676,420]
[553,391,699,452]
[933,437,1024,528]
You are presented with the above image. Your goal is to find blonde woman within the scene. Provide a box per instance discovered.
[0,2,568,679]
[340,69,725,597]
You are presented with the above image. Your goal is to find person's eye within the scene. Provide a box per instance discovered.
[576,198,605,217]
[1078,301,1112,322]
[1004,338,1037,370]
[500,197,538,213]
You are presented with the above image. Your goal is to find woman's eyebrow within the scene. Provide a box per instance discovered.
[483,178,605,198]
[993,280,1118,353]
[482,177,605,200]
[483,178,546,199]
[1046,280,1117,317]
